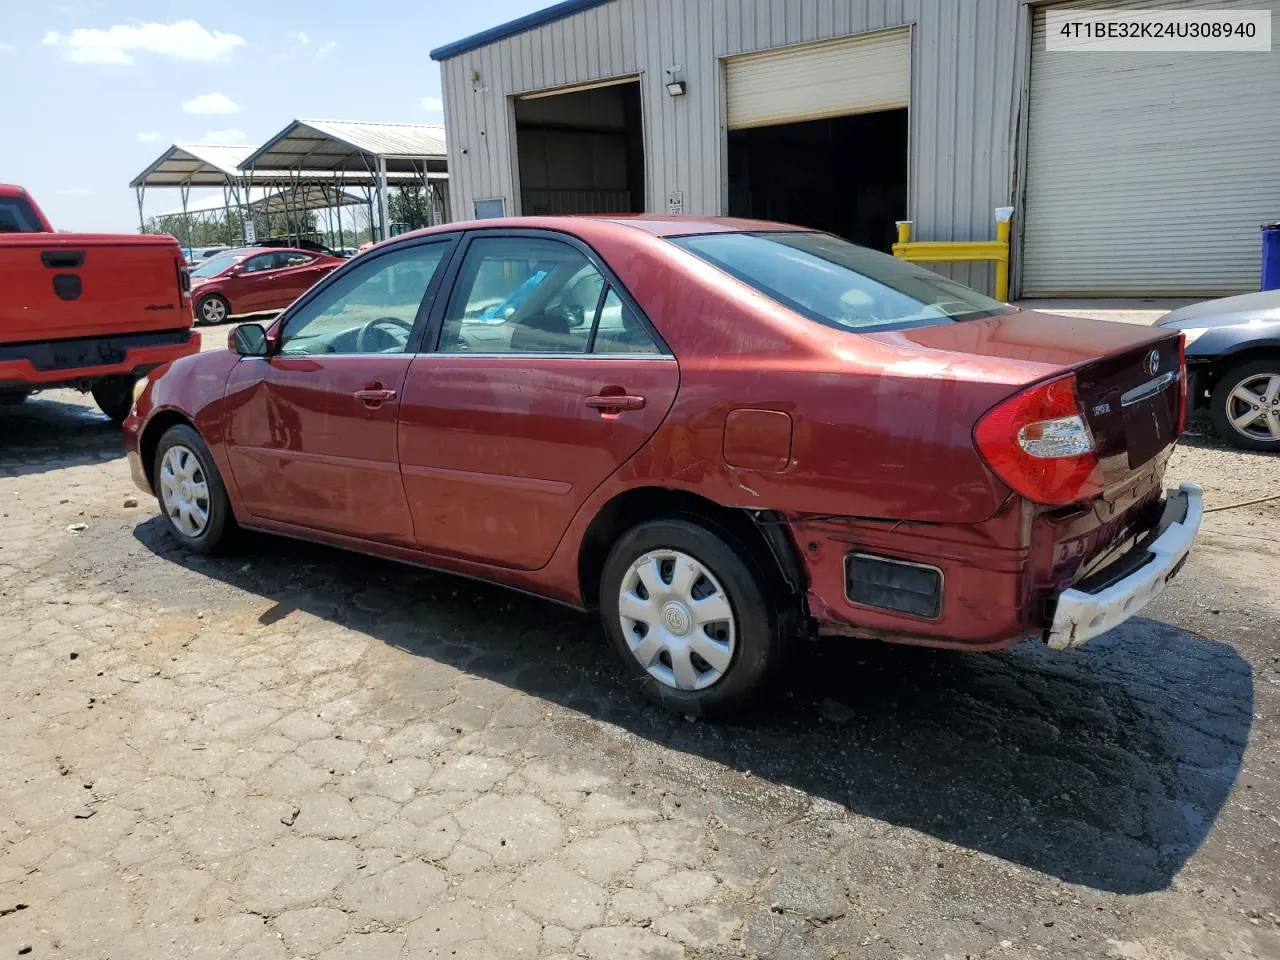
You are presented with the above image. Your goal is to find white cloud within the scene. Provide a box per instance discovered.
[42,20,245,65]
[285,30,308,45]
[315,40,336,58]
[136,131,160,143]
[55,187,93,196]
[182,92,239,115]
[0,41,15,53]
[204,128,247,144]
[421,95,443,112]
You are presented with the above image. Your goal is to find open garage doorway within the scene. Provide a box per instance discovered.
[514,79,645,216]
[727,108,907,252]
[723,28,911,252]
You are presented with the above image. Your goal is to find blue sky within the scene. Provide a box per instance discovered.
[0,1,549,231]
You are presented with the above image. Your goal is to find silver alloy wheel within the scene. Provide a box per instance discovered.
[158,445,211,538]
[617,549,736,691]
[1226,372,1280,442]
[200,296,227,324]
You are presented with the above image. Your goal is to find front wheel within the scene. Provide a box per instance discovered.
[153,424,234,554]
[0,391,31,406]
[196,293,230,326]
[599,519,786,718]
[91,376,136,425]
[1210,359,1280,452]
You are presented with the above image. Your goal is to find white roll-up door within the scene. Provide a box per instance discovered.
[1022,0,1280,296]
[725,28,911,131]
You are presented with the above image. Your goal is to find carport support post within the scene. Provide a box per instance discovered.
[135,186,147,234]
[377,156,390,242]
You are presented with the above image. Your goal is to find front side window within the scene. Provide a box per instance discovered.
[241,253,279,274]
[279,242,447,356]
[440,237,604,354]
[671,231,1014,333]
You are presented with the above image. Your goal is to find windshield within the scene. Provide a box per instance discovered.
[190,252,244,278]
[671,231,1014,333]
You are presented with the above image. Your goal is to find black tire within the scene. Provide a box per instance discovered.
[91,376,136,426]
[0,391,30,406]
[152,424,235,554]
[599,518,786,718]
[1209,358,1280,452]
[196,293,230,326]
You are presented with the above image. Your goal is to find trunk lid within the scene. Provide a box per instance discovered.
[867,308,1184,492]
[0,234,191,344]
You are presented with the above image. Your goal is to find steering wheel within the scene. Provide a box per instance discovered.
[356,316,414,353]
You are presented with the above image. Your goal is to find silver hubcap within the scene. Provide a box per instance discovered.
[618,549,736,691]
[1226,373,1280,442]
[159,445,211,538]
[201,298,226,323]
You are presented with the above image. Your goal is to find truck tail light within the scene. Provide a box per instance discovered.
[974,374,1103,506]
[1176,333,1188,435]
[176,257,191,306]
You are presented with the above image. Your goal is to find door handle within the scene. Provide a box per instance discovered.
[586,393,645,412]
[354,387,398,406]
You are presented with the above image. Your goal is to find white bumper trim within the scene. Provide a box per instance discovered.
[1046,482,1204,651]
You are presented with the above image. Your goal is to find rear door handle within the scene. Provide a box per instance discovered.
[586,394,646,411]
[354,387,398,406]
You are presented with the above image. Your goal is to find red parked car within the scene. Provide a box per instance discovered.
[189,246,343,325]
[123,216,1202,716]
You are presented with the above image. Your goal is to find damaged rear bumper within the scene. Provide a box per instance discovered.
[1046,482,1203,650]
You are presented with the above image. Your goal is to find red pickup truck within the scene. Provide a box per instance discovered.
[0,184,199,424]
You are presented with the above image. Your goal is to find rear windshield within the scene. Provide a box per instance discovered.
[0,196,44,233]
[190,252,245,278]
[671,231,1014,333]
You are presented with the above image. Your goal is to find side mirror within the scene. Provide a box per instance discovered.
[226,263,244,276]
[231,322,269,357]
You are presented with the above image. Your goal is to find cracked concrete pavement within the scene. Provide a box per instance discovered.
[1,391,1278,960]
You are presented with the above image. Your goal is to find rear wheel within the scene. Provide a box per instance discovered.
[153,424,234,554]
[91,376,135,425]
[196,293,230,326]
[1210,359,1280,452]
[599,519,786,718]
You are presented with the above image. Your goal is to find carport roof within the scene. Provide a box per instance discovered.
[130,143,254,188]
[429,0,613,60]
[242,119,448,175]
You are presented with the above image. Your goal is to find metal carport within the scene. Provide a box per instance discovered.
[241,119,449,241]
[129,143,254,246]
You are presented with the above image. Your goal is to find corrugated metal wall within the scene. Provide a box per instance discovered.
[439,0,1025,291]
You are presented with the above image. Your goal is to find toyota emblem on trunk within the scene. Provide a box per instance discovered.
[1143,349,1161,376]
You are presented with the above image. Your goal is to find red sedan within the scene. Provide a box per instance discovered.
[189,246,343,325]
[124,216,1202,716]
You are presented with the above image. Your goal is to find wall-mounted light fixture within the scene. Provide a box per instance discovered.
[665,66,686,97]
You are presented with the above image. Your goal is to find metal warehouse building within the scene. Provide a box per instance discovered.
[431,0,1280,298]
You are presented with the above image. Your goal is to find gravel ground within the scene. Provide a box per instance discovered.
[0,389,1277,960]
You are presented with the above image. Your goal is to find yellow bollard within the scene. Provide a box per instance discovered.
[895,220,912,252]
[993,207,1013,302]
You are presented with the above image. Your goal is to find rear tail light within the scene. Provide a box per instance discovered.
[1176,333,1188,435]
[974,374,1103,505]
[176,257,191,303]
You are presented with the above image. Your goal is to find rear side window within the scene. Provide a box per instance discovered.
[0,197,43,233]
[671,231,1014,333]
